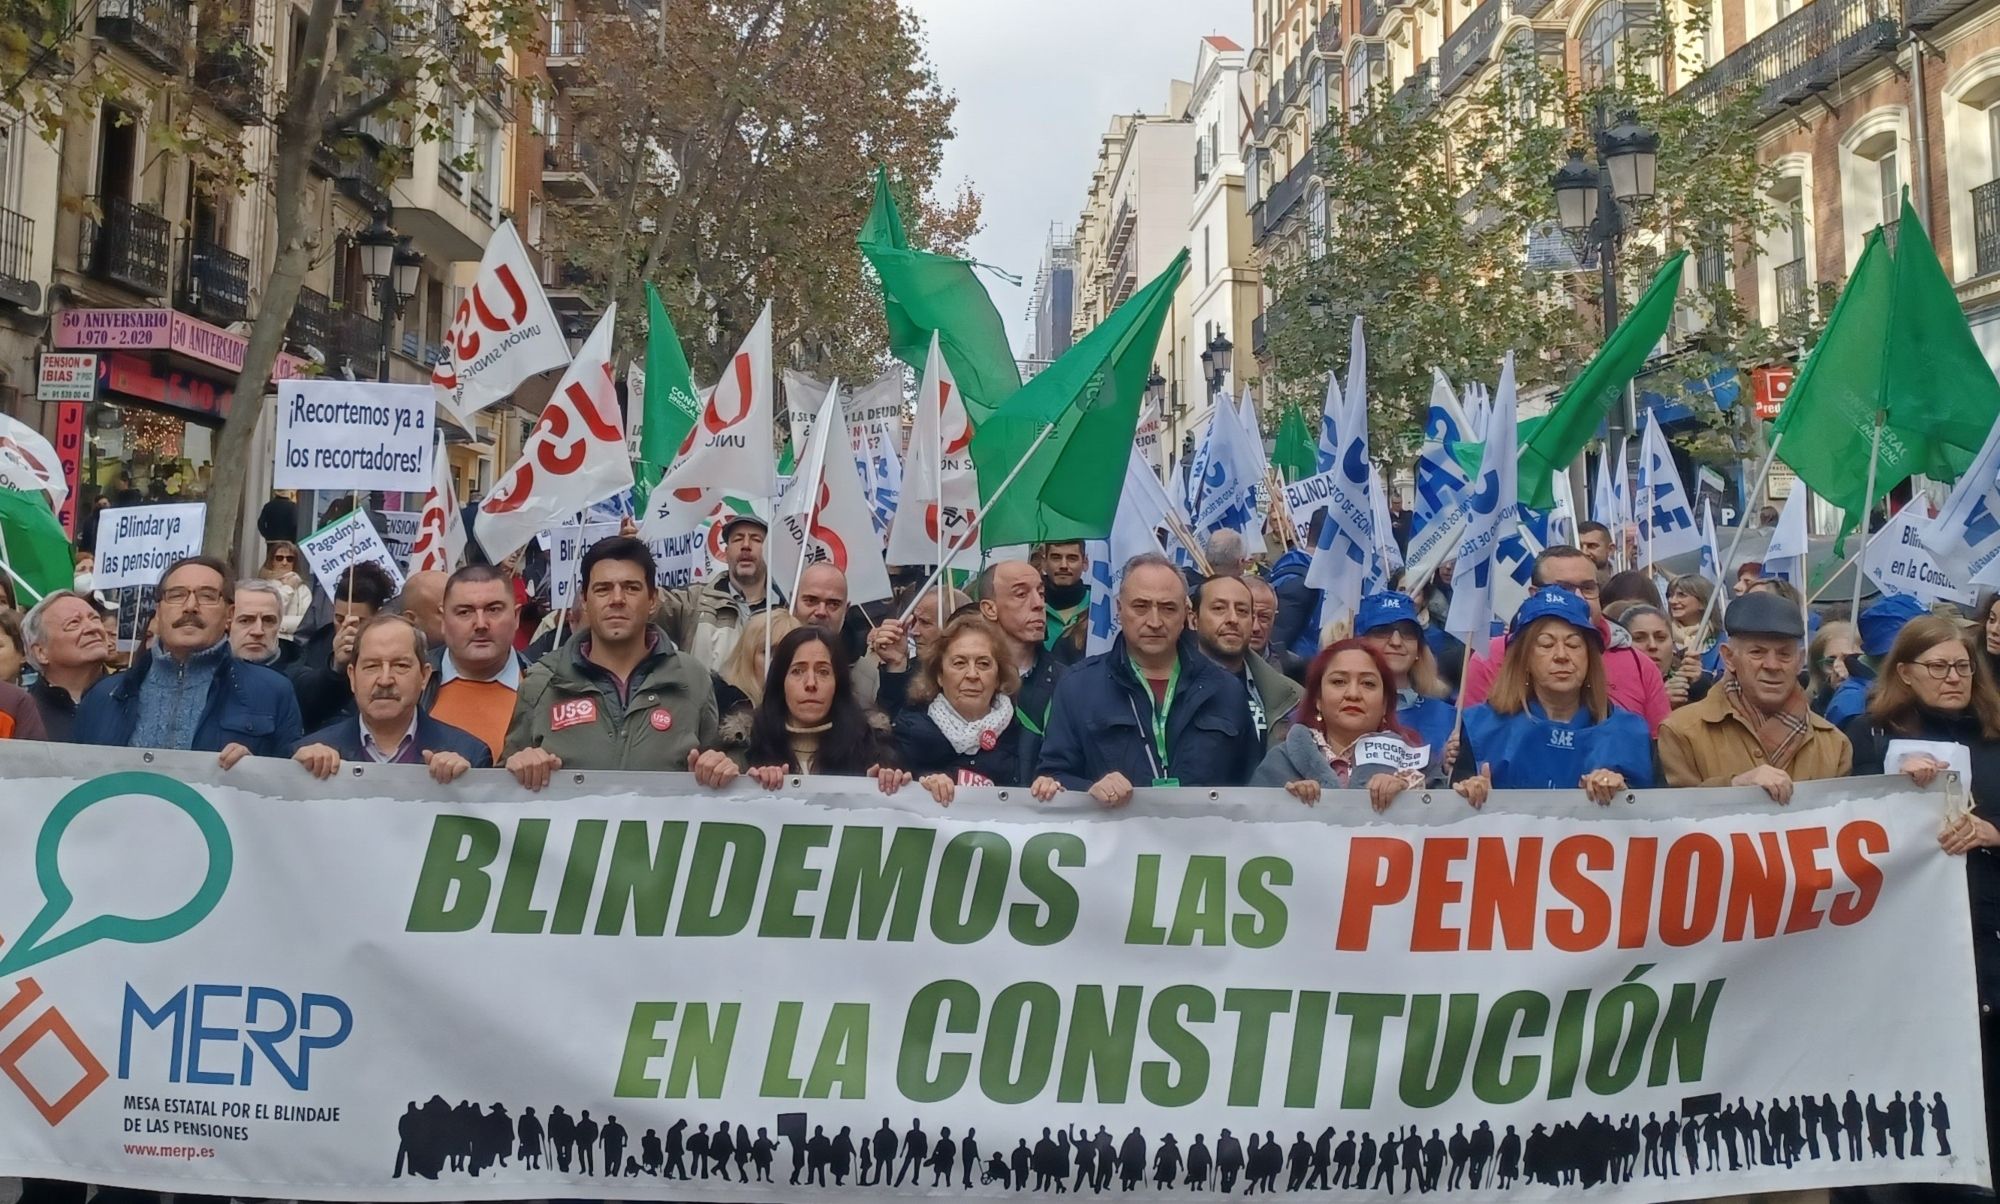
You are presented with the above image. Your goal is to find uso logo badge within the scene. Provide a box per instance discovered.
[550,699,598,730]
[649,708,674,732]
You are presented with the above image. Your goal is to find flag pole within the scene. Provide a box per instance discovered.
[1807,547,1864,603]
[897,423,1059,625]
[1690,432,1785,649]
[0,522,43,606]
[1849,413,1885,620]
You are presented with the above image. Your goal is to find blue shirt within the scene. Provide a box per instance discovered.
[1397,692,1457,758]
[1462,700,1653,790]
[130,639,227,751]
[1822,676,1870,731]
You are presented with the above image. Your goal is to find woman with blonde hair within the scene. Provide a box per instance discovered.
[1806,619,1861,714]
[257,539,312,639]
[1454,587,1652,805]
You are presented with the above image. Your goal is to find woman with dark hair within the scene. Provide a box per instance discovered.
[1976,591,2000,681]
[1252,639,1446,811]
[689,627,901,790]
[1354,592,1455,752]
[892,615,1062,802]
[1454,587,1653,805]
[1843,613,2000,1172]
[1600,570,1663,618]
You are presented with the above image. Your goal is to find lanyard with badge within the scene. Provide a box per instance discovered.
[1128,658,1181,787]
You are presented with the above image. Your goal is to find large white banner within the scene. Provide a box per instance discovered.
[91,503,205,591]
[0,749,1984,1204]
[275,381,435,493]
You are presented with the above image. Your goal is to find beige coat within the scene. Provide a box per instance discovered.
[1656,686,1852,787]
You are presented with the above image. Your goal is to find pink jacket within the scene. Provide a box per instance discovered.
[1459,619,1671,734]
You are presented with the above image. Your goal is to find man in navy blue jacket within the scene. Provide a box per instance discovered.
[75,556,303,764]
[1037,553,1258,803]
[292,615,491,783]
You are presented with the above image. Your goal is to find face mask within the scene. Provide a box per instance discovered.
[73,572,94,593]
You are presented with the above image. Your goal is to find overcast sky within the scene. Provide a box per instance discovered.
[905,0,1247,356]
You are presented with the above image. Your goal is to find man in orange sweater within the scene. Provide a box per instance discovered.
[421,564,525,761]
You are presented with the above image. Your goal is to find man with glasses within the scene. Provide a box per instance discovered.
[1459,545,1671,732]
[75,556,303,763]
[1658,592,1851,801]
[291,615,490,783]
[504,536,718,789]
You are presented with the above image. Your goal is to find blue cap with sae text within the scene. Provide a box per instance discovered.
[1355,591,1420,636]
[1509,586,1599,641]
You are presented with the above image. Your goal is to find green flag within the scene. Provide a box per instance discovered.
[858,166,1021,421]
[633,283,703,510]
[0,488,72,603]
[1772,228,1908,536]
[1517,251,1687,509]
[1273,403,1316,483]
[1883,193,2000,482]
[971,250,1187,548]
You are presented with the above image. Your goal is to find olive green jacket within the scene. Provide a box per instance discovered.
[503,627,719,772]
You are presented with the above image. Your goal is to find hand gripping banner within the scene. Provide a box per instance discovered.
[0,743,1986,1202]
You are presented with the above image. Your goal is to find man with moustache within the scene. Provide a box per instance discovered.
[292,615,489,782]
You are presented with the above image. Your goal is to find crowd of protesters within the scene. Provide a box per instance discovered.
[4,496,2000,1204]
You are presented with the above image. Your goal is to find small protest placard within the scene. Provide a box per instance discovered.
[299,510,406,596]
[275,380,434,493]
[93,503,206,591]
[546,520,623,610]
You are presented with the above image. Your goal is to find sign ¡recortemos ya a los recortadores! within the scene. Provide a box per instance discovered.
[0,747,1984,1204]
[275,381,436,494]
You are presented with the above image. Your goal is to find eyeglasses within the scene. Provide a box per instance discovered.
[161,586,226,608]
[272,554,296,564]
[1913,659,1976,681]
[1550,579,1601,597]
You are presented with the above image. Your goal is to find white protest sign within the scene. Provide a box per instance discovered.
[299,510,406,596]
[1355,734,1431,772]
[92,503,205,591]
[546,520,623,610]
[379,510,420,562]
[1864,507,1972,606]
[1282,467,1341,525]
[274,380,434,492]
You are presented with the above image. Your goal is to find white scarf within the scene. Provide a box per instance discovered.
[927,693,1016,756]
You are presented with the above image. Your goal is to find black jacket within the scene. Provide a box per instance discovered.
[1036,632,1258,789]
[1013,644,1067,776]
[1846,708,2000,1009]
[301,711,494,768]
[893,705,1026,787]
[288,621,355,731]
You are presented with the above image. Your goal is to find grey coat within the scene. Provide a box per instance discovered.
[1251,723,1447,791]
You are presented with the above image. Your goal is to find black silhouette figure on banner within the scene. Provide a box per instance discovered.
[1069,1126,1096,1193]
[1844,1091,1866,1160]
[548,1105,575,1173]
[394,1103,422,1179]
[984,1152,1008,1185]
[642,1128,662,1176]
[1496,1125,1520,1189]
[575,1111,598,1176]
[1935,1092,1954,1155]
[1186,1134,1212,1190]
[1680,1115,1699,1178]
[1889,1092,1910,1158]
[1094,1128,1117,1193]
[1284,1132,1310,1192]
[711,1118,735,1181]
[1034,1128,1061,1191]
[1154,1135,1182,1190]
[665,1119,688,1180]
[963,1127,980,1190]
[518,1107,544,1170]
[1324,1130,1349,1190]
[871,1118,897,1187]
[1469,1122,1493,1189]
[786,1124,806,1186]
[1215,1129,1243,1194]
[1912,1090,1928,1155]
[1866,1094,1888,1158]
[1119,1128,1147,1191]
[929,1127,955,1188]
[1446,1124,1468,1190]
[807,1125,830,1187]
[754,1126,777,1182]
[1012,1139,1032,1190]
[899,1119,929,1187]
[692,1123,712,1180]
[834,1125,857,1186]
[1399,1127,1421,1193]
[602,1115,627,1177]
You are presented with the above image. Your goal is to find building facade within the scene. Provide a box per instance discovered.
[1026,222,1076,366]
[0,0,525,558]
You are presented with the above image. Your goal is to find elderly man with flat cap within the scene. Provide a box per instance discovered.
[1657,591,1851,801]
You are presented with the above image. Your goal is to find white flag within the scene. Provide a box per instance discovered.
[1636,412,1705,563]
[1086,451,1176,657]
[887,333,980,569]
[1446,354,1520,641]
[474,305,633,561]
[1699,500,1723,585]
[769,384,893,607]
[1764,485,1810,582]
[0,412,66,512]
[1920,414,2000,587]
[406,450,465,575]
[431,221,571,424]
[1305,319,1377,624]
[639,304,776,537]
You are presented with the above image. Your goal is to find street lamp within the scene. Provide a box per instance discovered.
[1205,332,1233,395]
[357,210,423,383]
[1549,107,1659,445]
[1144,366,1166,410]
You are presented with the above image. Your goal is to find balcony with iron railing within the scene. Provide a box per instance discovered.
[179,236,250,325]
[547,16,585,68]
[1250,312,1268,356]
[80,196,171,297]
[0,205,36,309]
[1264,155,1315,232]
[1910,0,1979,32]
[288,285,332,351]
[542,136,603,198]
[194,40,262,123]
[334,308,384,378]
[1439,0,1504,95]
[1316,4,1343,53]
[1283,61,1300,102]
[1975,180,2000,277]
[97,0,188,73]
[334,149,391,212]
[1676,0,1898,118]
[1773,257,1808,319]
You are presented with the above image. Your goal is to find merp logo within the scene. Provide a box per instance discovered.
[0,772,233,1125]
[119,984,352,1091]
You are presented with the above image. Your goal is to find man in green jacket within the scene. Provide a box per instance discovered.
[505,536,718,788]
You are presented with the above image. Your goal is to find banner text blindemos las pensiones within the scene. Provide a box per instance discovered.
[0,743,1985,1203]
